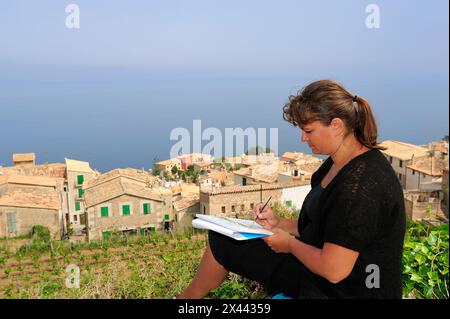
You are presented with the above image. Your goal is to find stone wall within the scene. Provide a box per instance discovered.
[0,207,61,238]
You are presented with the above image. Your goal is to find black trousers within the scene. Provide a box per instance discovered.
[208,230,328,299]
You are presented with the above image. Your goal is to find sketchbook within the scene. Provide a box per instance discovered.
[192,214,273,240]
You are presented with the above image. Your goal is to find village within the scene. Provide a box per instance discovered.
[0,138,448,242]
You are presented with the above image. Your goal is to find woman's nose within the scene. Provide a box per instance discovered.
[301,132,308,142]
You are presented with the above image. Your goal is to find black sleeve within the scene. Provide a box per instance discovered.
[323,181,382,252]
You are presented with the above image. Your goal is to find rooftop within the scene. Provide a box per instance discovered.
[201,180,309,195]
[0,188,60,210]
[0,163,66,180]
[156,158,181,166]
[84,168,161,190]
[65,158,95,174]
[407,156,447,177]
[379,140,429,161]
[0,174,57,188]
[233,164,279,183]
[173,194,200,211]
[84,177,164,208]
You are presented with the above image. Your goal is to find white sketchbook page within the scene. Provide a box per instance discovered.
[192,218,249,240]
[195,214,273,235]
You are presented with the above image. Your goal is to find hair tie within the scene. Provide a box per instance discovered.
[352,95,358,102]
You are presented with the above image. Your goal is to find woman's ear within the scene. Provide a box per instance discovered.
[330,118,345,136]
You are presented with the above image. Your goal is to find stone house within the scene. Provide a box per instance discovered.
[379,140,430,188]
[200,180,311,216]
[83,168,172,241]
[0,175,62,238]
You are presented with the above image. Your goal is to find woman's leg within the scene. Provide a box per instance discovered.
[177,244,229,299]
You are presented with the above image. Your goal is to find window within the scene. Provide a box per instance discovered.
[140,228,146,236]
[250,203,254,210]
[221,206,226,214]
[399,160,403,168]
[241,204,245,211]
[294,170,299,177]
[101,206,109,217]
[203,206,206,213]
[164,214,170,220]
[74,215,78,222]
[412,170,415,175]
[143,203,151,215]
[242,177,247,186]
[77,175,84,185]
[78,188,84,198]
[231,205,235,212]
[149,227,156,233]
[122,205,131,216]
[6,213,17,234]
[285,200,292,207]
[75,202,81,211]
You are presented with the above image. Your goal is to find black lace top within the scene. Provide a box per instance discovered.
[297,149,406,298]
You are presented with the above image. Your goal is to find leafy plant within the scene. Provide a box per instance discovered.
[402,221,449,299]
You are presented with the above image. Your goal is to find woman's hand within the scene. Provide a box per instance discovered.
[253,203,280,231]
[263,228,293,253]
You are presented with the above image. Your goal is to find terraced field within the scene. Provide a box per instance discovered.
[0,233,266,299]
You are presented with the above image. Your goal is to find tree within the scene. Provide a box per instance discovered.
[163,171,171,180]
[152,156,161,177]
[171,165,179,176]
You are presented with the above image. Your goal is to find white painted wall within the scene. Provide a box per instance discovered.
[281,185,311,210]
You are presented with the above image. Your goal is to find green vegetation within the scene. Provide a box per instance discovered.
[402,221,448,299]
[0,217,448,299]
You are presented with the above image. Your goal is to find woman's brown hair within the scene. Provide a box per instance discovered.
[282,79,385,150]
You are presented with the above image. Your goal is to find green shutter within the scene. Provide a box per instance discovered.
[143,203,151,215]
[149,227,156,233]
[75,202,81,211]
[285,200,292,207]
[164,214,169,220]
[77,175,84,185]
[140,228,145,236]
[101,207,109,217]
[122,205,130,216]
[78,188,84,198]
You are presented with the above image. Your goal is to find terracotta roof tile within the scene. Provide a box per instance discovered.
[379,140,429,161]
[0,188,60,210]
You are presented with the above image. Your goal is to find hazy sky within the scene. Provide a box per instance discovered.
[0,0,448,172]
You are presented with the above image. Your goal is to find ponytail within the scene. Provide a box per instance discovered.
[353,96,386,150]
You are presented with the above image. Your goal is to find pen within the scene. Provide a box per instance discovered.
[255,196,272,222]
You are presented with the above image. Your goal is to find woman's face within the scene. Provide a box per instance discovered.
[300,120,343,155]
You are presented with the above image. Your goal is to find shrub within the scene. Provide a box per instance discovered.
[402,221,449,299]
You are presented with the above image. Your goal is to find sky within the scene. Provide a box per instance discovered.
[0,0,448,172]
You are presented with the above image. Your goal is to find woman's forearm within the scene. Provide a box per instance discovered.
[277,218,299,237]
[287,237,330,281]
